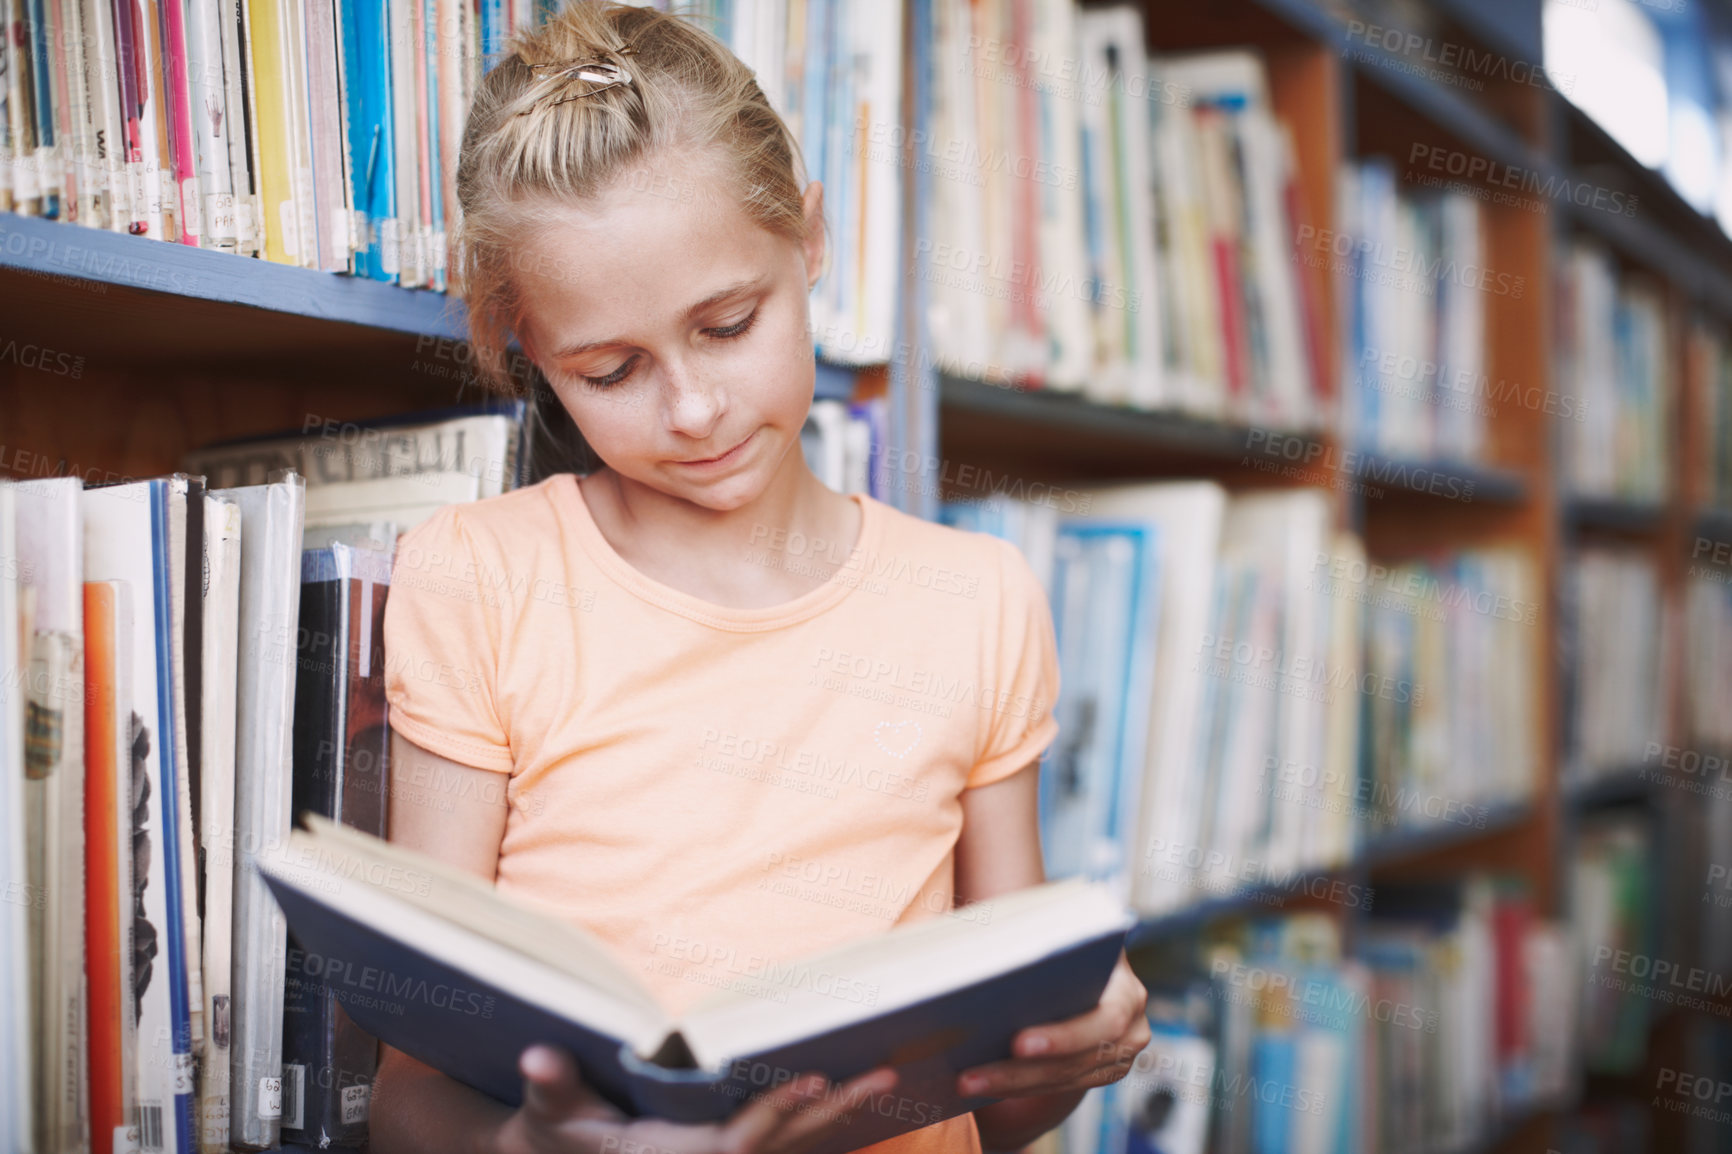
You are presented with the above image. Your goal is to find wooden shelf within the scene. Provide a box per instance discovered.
[1127,800,1535,946]
[1695,505,1732,547]
[1250,0,1542,171]
[1561,495,1670,534]
[1563,769,1653,812]
[1353,452,1530,505]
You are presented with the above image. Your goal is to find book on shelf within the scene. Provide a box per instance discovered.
[83,479,200,1154]
[14,478,89,1154]
[1566,546,1674,788]
[257,817,1130,1154]
[1690,318,1732,510]
[1572,814,1655,1076]
[1359,548,1540,832]
[916,1,1322,426]
[1556,240,1672,501]
[946,486,1365,915]
[4,0,905,366]
[0,484,29,1149]
[219,474,307,1151]
[198,495,244,1150]
[280,542,392,1146]
[1335,158,1488,464]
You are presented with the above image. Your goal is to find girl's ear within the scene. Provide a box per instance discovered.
[801,181,826,291]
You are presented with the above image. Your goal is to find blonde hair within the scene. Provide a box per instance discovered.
[454,1,810,395]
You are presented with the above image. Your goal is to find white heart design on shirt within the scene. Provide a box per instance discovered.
[874,720,923,760]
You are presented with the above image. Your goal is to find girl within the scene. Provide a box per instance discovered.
[370,4,1150,1152]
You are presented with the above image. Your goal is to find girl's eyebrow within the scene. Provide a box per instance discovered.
[549,277,768,360]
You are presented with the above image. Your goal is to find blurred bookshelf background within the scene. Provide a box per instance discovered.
[5,0,1732,1151]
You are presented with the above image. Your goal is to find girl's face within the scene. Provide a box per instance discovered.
[514,156,826,512]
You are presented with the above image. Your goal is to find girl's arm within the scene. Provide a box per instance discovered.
[953,763,1151,1151]
[367,732,899,1154]
[369,731,517,1154]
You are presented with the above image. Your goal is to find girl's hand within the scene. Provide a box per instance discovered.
[494,1044,901,1154]
[954,954,1150,1102]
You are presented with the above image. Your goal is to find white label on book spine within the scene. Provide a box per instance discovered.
[432,229,448,272]
[37,146,61,194]
[173,1050,195,1094]
[14,153,40,200]
[113,1125,140,1154]
[235,197,257,245]
[380,218,400,275]
[341,1083,371,1125]
[205,193,237,242]
[181,178,202,235]
[257,1076,282,1120]
[332,205,353,256]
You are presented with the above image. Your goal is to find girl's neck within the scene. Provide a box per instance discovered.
[576,454,864,610]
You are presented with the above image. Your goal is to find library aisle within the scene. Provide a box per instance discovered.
[3,0,1732,1152]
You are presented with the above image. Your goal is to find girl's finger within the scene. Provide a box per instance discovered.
[717,1073,831,1153]
[519,1045,593,1122]
[769,1067,900,1151]
[956,1051,1099,1099]
[1011,962,1145,1059]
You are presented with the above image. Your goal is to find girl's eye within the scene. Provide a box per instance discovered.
[582,355,639,390]
[705,309,759,340]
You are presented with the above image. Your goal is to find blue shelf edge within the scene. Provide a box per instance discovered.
[0,210,470,339]
[1127,800,1535,947]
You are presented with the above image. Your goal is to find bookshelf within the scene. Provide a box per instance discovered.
[5,0,1732,1151]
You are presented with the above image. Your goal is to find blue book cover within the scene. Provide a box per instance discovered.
[149,483,196,1153]
[259,836,1128,1154]
[1041,523,1160,890]
[342,0,397,281]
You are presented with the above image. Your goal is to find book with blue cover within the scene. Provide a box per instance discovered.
[258,820,1128,1154]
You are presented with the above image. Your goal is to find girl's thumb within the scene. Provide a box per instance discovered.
[520,1044,586,1121]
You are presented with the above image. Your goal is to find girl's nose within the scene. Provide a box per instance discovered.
[662,360,725,439]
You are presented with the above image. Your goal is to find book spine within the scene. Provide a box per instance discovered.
[85,582,135,1154]
[6,0,42,214]
[301,0,345,269]
[148,486,197,1154]
[133,0,170,237]
[281,0,316,265]
[186,0,239,247]
[246,0,299,262]
[421,0,442,289]
[77,0,125,228]
[195,500,240,1154]
[232,0,264,253]
[27,0,63,216]
[157,0,202,242]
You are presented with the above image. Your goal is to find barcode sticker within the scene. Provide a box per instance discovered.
[136,1103,164,1151]
[281,1064,305,1131]
[341,1082,371,1125]
[257,1076,282,1120]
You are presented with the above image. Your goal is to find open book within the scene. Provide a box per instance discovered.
[258,818,1130,1148]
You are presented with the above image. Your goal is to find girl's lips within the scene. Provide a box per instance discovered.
[675,431,754,468]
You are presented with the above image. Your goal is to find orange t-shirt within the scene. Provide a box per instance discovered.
[382,474,1061,1154]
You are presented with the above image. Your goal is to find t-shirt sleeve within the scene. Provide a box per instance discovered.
[967,537,1062,789]
[383,505,515,774]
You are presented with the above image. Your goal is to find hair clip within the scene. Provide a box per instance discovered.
[517,49,637,114]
